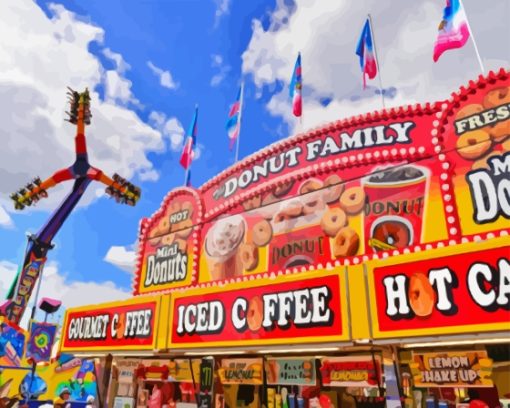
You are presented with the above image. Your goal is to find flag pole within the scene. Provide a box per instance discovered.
[300,51,304,132]
[184,167,189,186]
[458,0,485,74]
[367,14,386,110]
[234,81,245,163]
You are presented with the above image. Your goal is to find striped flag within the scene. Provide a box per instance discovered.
[433,0,470,62]
[179,106,198,170]
[289,53,302,117]
[356,18,377,89]
[226,85,243,150]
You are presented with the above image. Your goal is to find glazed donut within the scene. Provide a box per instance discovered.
[408,273,437,317]
[339,187,366,215]
[273,180,295,198]
[176,219,193,239]
[299,178,323,195]
[483,86,510,109]
[247,295,264,331]
[333,227,360,257]
[158,217,171,234]
[320,207,347,237]
[456,130,492,160]
[489,119,510,143]
[302,190,325,215]
[243,195,262,211]
[252,219,273,247]
[372,220,411,250]
[161,233,175,246]
[240,243,259,271]
[323,174,344,204]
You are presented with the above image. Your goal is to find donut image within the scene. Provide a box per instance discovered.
[455,103,484,120]
[148,226,161,246]
[240,243,259,271]
[472,151,503,170]
[252,219,273,247]
[243,195,262,211]
[299,178,323,195]
[339,186,366,215]
[456,130,492,160]
[247,295,264,332]
[489,119,510,143]
[262,192,279,207]
[149,236,161,247]
[333,226,360,257]
[161,233,175,246]
[371,219,412,250]
[483,86,510,109]
[320,207,347,237]
[323,174,344,203]
[273,179,295,198]
[176,219,193,239]
[169,200,181,214]
[408,272,437,317]
[274,199,303,222]
[181,201,194,217]
[158,217,171,234]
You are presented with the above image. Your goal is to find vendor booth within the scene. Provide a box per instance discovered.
[58,68,509,408]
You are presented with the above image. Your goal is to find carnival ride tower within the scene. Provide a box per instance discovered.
[1,88,142,325]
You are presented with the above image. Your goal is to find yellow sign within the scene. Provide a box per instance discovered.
[410,351,493,388]
[218,358,263,385]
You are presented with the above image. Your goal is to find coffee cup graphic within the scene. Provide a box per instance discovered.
[362,164,429,253]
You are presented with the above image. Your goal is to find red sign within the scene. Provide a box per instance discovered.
[61,299,158,351]
[170,272,345,347]
[370,243,510,336]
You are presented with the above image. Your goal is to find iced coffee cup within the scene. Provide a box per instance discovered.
[204,214,245,280]
[362,165,429,253]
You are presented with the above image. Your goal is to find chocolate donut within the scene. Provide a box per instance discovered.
[273,180,295,198]
[372,220,411,250]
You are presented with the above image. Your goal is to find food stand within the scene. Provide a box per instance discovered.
[58,68,510,408]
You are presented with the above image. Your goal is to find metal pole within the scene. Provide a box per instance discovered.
[367,14,386,109]
[458,0,485,74]
[234,81,245,163]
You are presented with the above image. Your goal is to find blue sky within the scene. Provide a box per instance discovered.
[0,0,508,325]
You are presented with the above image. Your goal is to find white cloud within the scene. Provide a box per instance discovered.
[210,54,231,87]
[0,1,164,211]
[149,111,187,152]
[214,0,232,27]
[242,0,510,134]
[0,205,13,229]
[147,61,179,89]
[103,47,130,74]
[104,245,136,273]
[0,260,130,329]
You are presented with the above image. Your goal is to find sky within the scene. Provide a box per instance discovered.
[0,0,508,327]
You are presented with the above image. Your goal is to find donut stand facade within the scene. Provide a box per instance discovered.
[59,69,510,408]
